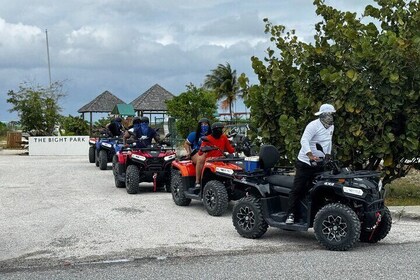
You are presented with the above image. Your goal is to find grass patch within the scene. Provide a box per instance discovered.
[385,170,420,206]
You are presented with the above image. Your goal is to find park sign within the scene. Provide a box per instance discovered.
[29,136,89,156]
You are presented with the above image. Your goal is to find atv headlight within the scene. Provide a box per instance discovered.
[343,186,364,196]
[102,142,112,148]
[132,154,146,161]
[215,167,234,175]
[164,154,176,161]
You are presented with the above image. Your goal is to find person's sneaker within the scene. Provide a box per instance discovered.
[194,183,201,190]
[285,214,294,224]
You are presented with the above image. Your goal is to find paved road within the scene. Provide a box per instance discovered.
[2,240,420,279]
[1,152,419,274]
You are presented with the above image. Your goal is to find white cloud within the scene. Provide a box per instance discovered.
[0,0,372,122]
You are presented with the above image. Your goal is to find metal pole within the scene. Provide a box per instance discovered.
[45,29,52,87]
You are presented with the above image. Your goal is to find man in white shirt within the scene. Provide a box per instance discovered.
[285,104,336,224]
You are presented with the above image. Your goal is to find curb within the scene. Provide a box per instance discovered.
[389,206,420,221]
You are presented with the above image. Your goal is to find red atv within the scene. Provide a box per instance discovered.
[113,134,176,194]
[170,137,251,216]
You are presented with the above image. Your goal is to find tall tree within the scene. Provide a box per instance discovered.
[60,115,89,136]
[240,0,420,184]
[166,84,217,139]
[204,62,240,121]
[7,81,66,135]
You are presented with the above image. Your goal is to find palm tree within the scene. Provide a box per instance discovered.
[203,62,239,121]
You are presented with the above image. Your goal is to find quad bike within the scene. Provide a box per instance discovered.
[231,144,392,251]
[95,136,124,170]
[170,137,254,216]
[114,134,176,194]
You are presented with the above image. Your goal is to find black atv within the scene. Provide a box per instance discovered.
[232,144,392,251]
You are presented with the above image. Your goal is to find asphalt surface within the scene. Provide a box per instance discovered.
[0,149,419,273]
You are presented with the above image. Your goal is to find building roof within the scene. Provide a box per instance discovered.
[78,90,126,113]
[130,84,175,111]
[111,104,136,116]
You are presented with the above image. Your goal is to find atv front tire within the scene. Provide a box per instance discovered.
[99,150,108,170]
[95,150,99,167]
[89,146,95,163]
[203,180,229,216]
[126,165,140,194]
[314,203,361,251]
[170,170,191,206]
[359,206,392,243]
[232,196,268,238]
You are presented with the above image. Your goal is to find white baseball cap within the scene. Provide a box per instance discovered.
[314,104,336,116]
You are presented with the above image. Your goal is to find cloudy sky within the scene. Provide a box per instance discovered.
[0,0,370,122]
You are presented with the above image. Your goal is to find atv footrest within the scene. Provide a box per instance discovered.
[270,212,287,223]
[277,222,308,232]
[266,216,309,231]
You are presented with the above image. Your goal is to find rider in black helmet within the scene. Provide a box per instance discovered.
[106,116,123,137]
[193,121,235,191]
[184,117,212,163]
[123,116,159,147]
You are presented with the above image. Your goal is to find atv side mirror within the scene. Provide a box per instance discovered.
[316,143,324,154]
[165,133,171,138]
[227,128,238,138]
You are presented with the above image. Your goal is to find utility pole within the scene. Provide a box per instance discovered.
[45,29,52,87]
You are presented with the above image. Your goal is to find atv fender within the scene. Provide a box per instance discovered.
[172,160,196,177]
[234,180,271,197]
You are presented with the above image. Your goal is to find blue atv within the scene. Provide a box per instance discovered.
[95,136,124,170]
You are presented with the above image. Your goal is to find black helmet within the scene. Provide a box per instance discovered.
[211,122,224,130]
[140,116,149,123]
[132,117,141,125]
[198,117,210,125]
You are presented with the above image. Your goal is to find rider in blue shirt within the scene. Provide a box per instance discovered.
[124,116,160,147]
[183,118,212,163]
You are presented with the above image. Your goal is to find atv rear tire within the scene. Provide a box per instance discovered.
[170,170,191,206]
[89,146,95,163]
[99,150,108,170]
[112,155,118,176]
[314,203,361,251]
[203,180,228,216]
[113,159,125,188]
[126,165,140,194]
[232,196,268,238]
[359,206,392,243]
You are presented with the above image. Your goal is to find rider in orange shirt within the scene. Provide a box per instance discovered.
[194,122,235,190]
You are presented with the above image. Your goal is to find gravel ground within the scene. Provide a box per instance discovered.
[0,152,312,269]
[1,150,419,271]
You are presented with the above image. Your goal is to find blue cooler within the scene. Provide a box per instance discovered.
[244,156,260,172]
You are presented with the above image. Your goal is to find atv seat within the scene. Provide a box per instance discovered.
[267,174,294,194]
[259,145,280,170]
